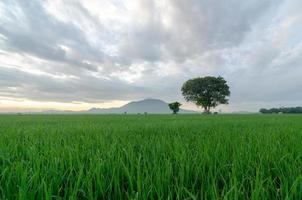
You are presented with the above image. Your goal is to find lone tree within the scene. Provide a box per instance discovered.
[181,76,230,113]
[168,102,182,114]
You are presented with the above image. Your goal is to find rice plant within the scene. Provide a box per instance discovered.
[0,114,302,199]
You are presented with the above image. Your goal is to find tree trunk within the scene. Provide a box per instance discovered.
[203,106,211,114]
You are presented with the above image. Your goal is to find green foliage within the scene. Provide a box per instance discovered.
[260,107,302,114]
[181,76,230,113]
[1,114,302,199]
[168,102,182,114]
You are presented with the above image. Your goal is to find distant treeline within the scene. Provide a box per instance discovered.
[260,107,302,114]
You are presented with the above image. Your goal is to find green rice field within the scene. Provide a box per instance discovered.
[1,114,302,199]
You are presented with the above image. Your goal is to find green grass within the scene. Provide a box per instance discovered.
[1,114,302,199]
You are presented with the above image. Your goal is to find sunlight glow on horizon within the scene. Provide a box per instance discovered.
[0,99,129,112]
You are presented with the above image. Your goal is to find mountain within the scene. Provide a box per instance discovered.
[87,98,196,114]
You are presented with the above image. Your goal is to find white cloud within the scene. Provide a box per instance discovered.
[0,0,301,112]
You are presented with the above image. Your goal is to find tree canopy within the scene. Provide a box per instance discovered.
[260,107,302,114]
[168,102,181,114]
[181,76,230,113]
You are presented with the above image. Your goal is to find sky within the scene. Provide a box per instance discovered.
[0,0,302,112]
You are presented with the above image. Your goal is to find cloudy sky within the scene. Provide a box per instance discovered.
[0,0,301,112]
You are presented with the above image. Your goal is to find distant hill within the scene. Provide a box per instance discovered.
[40,99,196,114]
[88,99,196,114]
